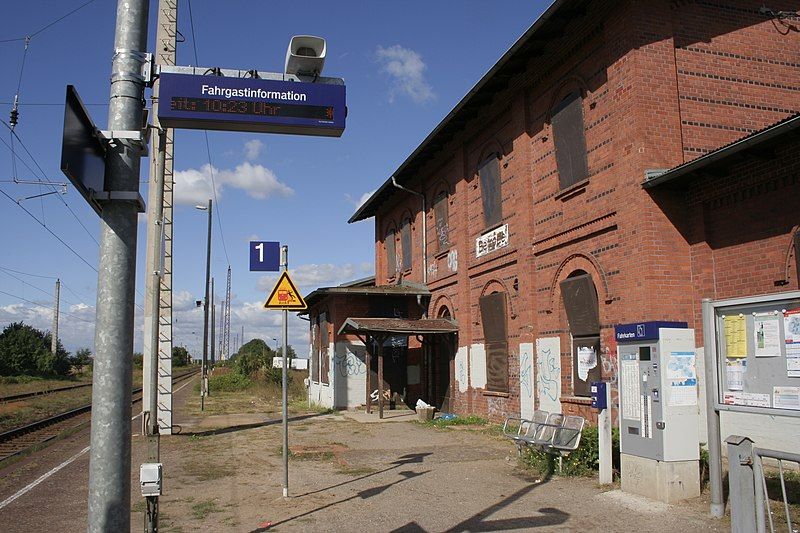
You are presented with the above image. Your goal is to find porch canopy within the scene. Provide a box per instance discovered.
[338,318,458,419]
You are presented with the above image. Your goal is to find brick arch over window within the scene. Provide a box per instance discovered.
[547,79,589,190]
[432,294,456,321]
[546,253,612,314]
[546,76,590,121]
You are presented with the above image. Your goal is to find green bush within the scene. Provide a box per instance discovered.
[521,425,621,478]
[0,322,71,377]
[208,371,252,392]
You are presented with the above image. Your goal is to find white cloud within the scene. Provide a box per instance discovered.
[256,263,366,294]
[344,189,376,209]
[375,44,435,104]
[243,139,264,161]
[173,162,293,205]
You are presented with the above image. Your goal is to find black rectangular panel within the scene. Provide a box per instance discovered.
[552,92,588,190]
[479,156,502,228]
[560,274,600,337]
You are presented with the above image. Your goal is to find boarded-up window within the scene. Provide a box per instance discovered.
[320,311,330,384]
[434,190,450,252]
[401,218,412,271]
[552,92,588,190]
[386,228,397,278]
[479,291,509,393]
[560,273,600,397]
[310,315,319,382]
[479,155,502,228]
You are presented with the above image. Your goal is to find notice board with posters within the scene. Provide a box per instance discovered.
[710,290,800,417]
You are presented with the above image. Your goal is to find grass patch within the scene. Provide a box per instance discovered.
[183,459,236,481]
[419,414,488,429]
[519,426,621,478]
[208,372,252,392]
[337,465,377,476]
[190,499,222,520]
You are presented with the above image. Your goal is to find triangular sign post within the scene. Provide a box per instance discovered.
[264,271,307,310]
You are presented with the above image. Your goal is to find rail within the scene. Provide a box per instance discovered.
[726,435,800,533]
[0,369,198,461]
[0,382,93,404]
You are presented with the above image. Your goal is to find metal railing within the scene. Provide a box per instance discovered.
[726,435,799,533]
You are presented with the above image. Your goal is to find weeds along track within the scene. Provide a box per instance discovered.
[0,369,198,464]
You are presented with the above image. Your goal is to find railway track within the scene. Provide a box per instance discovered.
[0,369,198,464]
[0,382,93,404]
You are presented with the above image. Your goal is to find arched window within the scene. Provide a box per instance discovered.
[385,227,397,279]
[560,270,600,397]
[478,153,502,228]
[552,91,588,190]
[400,217,412,271]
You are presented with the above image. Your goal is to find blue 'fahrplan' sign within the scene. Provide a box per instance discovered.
[158,73,346,137]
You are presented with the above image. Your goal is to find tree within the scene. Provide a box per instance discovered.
[0,322,71,377]
[72,348,92,369]
[233,338,274,377]
[132,352,144,368]
[172,346,191,367]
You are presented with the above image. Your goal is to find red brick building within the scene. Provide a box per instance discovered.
[310,0,800,421]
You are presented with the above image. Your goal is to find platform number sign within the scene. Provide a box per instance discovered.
[249,241,280,272]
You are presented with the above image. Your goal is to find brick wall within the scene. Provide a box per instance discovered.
[369,0,800,422]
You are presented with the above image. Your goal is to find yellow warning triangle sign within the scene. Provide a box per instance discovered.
[264,271,307,310]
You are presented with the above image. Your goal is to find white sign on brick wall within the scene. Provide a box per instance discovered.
[476,224,509,258]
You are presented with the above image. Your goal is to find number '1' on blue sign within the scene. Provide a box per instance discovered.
[249,241,280,271]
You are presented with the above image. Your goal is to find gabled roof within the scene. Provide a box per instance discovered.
[643,113,800,190]
[349,0,588,223]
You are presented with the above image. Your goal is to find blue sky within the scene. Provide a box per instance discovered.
[0,0,548,356]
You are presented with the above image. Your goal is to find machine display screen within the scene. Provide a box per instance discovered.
[639,346,651,361]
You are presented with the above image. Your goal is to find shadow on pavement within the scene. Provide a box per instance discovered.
[294,452,433,497]
[249,453,434,532]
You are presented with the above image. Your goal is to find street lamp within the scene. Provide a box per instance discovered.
[196,200,212,410]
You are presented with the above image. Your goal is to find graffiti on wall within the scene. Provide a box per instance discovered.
[447,249,458,272]
[519,343,534,421]
[600,346,618,382]
[536,337,562,413]
[334,348,366,378]
[520,351,532,398]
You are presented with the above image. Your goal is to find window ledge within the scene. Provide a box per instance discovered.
[554,178,589,201]
[483,390,509,398]
[434,247,452,260]
[560,395,592,405]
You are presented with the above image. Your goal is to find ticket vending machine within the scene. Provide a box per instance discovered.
[615,321,700,503]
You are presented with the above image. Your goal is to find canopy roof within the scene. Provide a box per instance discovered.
[338,317,458,337]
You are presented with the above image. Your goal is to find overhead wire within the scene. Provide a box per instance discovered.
[0,266,95,307]
[1,120,99,246]
[0,288,95,324]
[0,268,86,309]
[0,0,98,43]
[186,0,232,267]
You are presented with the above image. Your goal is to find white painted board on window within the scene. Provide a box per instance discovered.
[470,343,487,389]
[536,337,561,414]
[456,346,468,393]
[519,343,534,420]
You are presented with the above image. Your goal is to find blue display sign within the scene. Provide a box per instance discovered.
[158,73,346,137]
[249,241,280,272]
[615,321,688,342]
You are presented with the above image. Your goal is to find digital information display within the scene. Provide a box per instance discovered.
[158,73,346,137]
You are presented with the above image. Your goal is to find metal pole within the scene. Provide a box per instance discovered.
[281,245,289,498]
[51,279,60,355]
[598,385,612,484]
[702,297,725,518]
[201,199,212,408]
[87,1,149,531]
[211,278,215,365]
